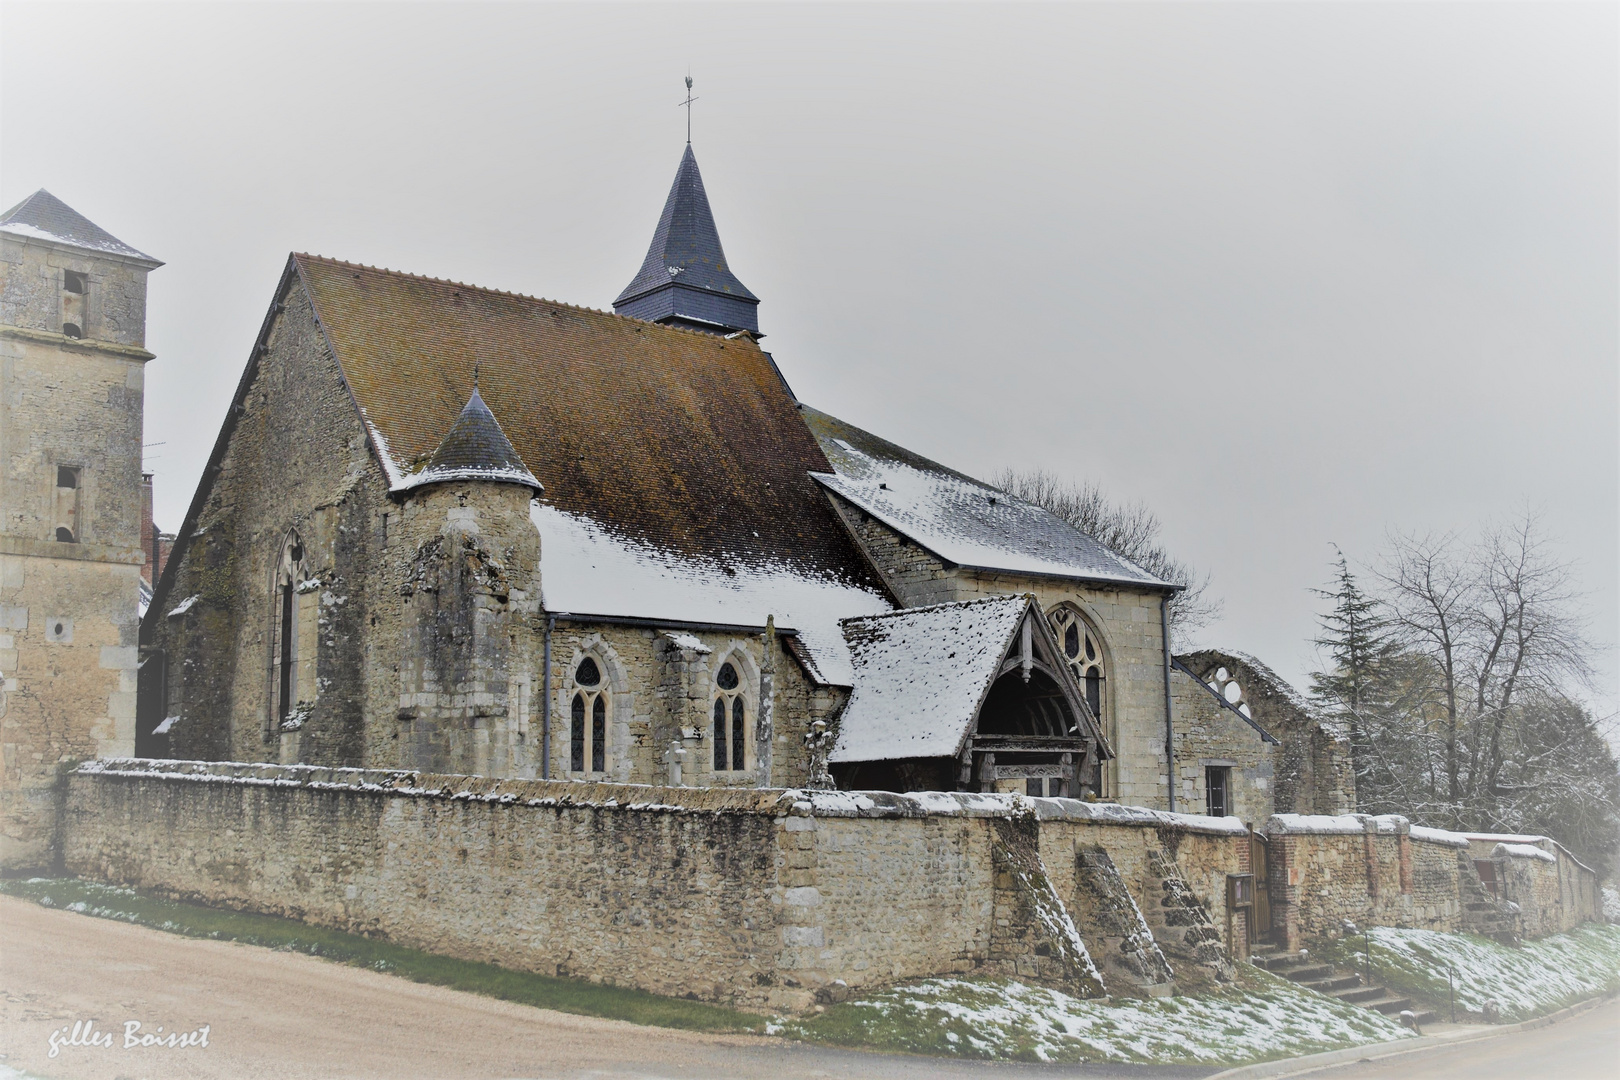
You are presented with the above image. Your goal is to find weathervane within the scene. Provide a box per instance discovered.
[679,75,698,144]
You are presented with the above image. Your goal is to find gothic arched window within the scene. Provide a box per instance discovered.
[570,655,609,774]
[1049,606,1105,722]
[712,659,748,771]
[269,532,310,738]
[1049,604,1113,797]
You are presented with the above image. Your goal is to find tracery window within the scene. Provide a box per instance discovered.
[1048,604,1112,797]
[712,659,748,771]
[1049,606,1105,722]
[570,656,609,774]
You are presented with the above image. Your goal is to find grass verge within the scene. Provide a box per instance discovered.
[1313,923,1620,1023]
[0,877,765,1034]
[772,964,1411,1065]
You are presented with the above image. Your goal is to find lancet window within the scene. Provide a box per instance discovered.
[711,659,748,771]
[570,655,609,774]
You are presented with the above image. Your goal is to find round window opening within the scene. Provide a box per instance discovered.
[575,656,601,687]
[716,662,739,690]
[54,623,65,635]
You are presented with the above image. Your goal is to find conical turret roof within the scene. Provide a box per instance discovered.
[396,387,542,493]
[613,145,760,336]
[0,189,161,264]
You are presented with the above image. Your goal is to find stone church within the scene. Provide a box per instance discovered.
[141,144,1351,828]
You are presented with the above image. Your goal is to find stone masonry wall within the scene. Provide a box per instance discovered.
[64,760,1249,1009]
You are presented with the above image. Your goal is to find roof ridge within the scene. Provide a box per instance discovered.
[842,593,1028,624]
[293,253,764,347]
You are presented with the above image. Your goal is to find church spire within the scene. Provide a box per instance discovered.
[613,144,761,338]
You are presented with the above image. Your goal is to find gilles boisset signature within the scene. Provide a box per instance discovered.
[48,1019,210,1057]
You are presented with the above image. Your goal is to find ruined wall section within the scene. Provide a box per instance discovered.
[145,279,384,767]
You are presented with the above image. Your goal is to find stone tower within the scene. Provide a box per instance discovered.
[613,145,761,337]
[0,190,161,869]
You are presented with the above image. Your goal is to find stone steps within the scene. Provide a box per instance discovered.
[1250,950,1437,1028]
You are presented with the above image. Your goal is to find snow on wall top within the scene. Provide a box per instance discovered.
[533,502,890,686]
[830,595,1027,764]
[800,406,1170,588]
[1462,832,1552,846]
[1492,842,1557,863]
[1267,812,1410,836]
[1409,825,1471,849]
[73,759,1246,834]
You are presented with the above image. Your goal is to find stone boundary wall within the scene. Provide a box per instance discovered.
[63,759,1248,1011]
[1264,814,1600,948]
[1461,834,1603,936]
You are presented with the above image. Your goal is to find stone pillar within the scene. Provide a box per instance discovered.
[755,616,775,788]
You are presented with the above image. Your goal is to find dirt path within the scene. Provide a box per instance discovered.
[0,896,1213,1080]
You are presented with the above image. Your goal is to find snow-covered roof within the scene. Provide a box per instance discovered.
[0,189,161,264]
[533,501,890,686]
[830,595,1028,763]
[801,406,1171,589]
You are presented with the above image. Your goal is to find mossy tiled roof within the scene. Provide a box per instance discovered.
[296,254,878,587]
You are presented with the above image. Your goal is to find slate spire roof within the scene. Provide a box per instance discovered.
[0,188,161,264]
[395,384,542,493]
[613,145,760,337]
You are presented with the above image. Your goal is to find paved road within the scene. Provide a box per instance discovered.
[1304,997,1620,1079]
[0,897,1213,1080]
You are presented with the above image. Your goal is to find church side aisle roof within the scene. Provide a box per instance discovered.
[800,406,1172,590]
[0,189,161,264]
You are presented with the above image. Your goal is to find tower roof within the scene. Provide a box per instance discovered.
[395,386,542,493]
[0,189,161,265]
[613,145,759,336]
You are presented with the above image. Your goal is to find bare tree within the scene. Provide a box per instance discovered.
[992,468,1221,640]
[1361,508,1601,830]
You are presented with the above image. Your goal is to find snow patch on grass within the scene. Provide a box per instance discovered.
[1319,923,1620,1023]
[775,966,1411,1064]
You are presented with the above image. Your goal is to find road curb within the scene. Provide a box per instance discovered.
[1204,989,1618,1080]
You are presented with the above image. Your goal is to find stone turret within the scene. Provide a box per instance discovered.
[393,386,542,777]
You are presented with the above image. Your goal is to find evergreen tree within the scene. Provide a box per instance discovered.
[1310,549,1399,812]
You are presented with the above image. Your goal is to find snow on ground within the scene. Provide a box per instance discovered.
[1332,924,1620,1022]
[1603,887,1620,924]
[773,968,1409,1064]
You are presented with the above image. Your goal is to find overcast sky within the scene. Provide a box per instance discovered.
[4,2,1614,717]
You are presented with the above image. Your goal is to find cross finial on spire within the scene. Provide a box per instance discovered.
[679,75,698,144]
[473,362,480,390]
